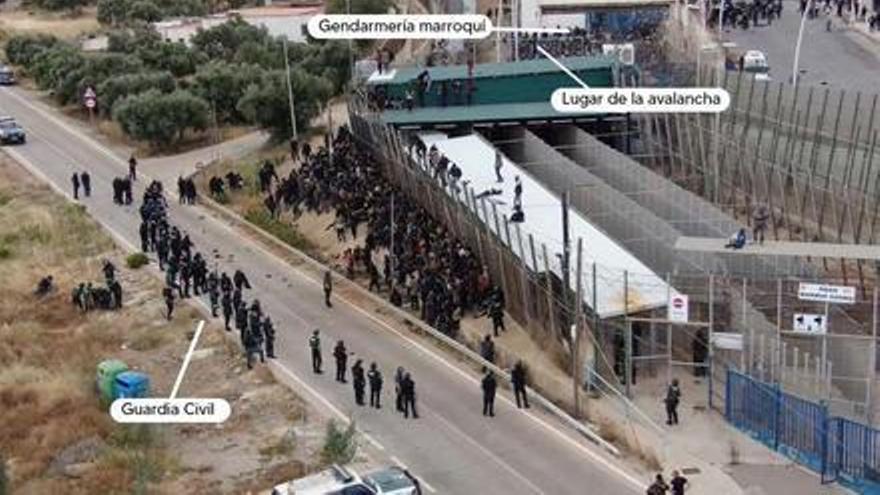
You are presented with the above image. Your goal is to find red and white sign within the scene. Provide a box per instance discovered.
[84,98,96,109]
[84,86,96,99]
[668,294,689,323]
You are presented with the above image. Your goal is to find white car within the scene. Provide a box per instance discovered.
[742,50,771,81]
[272,465,420,495]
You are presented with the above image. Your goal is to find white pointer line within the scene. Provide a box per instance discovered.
[492,27,570,34]
[536,45,590,89]
[169,320,205,399]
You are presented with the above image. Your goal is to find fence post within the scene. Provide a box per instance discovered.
[709,274,715,410]
[774,382,782,451]
[725,367,731,421]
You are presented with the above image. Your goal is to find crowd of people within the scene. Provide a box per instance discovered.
[204,125,537,418]
[138,179,275,370]
[69,260,123,312]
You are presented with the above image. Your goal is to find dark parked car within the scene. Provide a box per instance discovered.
[0,65,15,85]
[0,117,26,145]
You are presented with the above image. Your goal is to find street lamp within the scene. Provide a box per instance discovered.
[282,37,298,142]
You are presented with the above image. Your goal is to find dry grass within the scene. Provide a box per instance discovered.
[0,6,100,41]
[597,417,663,472]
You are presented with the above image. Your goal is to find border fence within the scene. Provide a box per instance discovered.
[727,368,880,494]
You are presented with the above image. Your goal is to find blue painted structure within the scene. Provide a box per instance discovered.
[725,369,880,494]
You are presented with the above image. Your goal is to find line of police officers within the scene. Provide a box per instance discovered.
[139,180,276,370]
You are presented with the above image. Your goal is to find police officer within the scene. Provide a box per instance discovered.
[163,286,175,320]
[233,287,242,310]
[139,222,150,252]
[248,300,262,336]
[71,172,80,200]
[511,360,530,409]
[309,329,323,374]
[394,366,406,412]
[207,271,219,317]
[221,290,233,331]
[368,362,383,409]
[479,334,495,365]
[244,328,261,370]
[235,301,249,344]
[482,370,497,417]
[234,269,251,291]
[109,279,123,309]
[334,340,348,383]
[323,270,333,308]
[263,315,276,359]
[489,299,505,337]
[401,372,418,419]
[156,235,169,270]
[81,171,91,198]
[352,359,366,406]
[665,379,681,426]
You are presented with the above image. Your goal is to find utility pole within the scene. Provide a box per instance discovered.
[561,190,571,335]
[561,190,576,409]
[346,0,355,83]
[495,0,503,62]
[573,237,584,417]
[282,37,298,142]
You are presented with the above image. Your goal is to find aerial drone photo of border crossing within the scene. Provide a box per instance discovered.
[2,0,880,493]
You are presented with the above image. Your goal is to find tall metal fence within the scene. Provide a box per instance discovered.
[726,368,880,494]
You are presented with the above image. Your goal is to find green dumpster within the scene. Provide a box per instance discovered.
[96,359,128,404]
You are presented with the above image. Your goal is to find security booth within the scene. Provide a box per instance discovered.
[113,371,151,399]
[96,359,128,404]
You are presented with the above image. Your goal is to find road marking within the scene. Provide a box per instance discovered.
[429,410,548,495]
[2,87,642,492]
[169,320,205,399]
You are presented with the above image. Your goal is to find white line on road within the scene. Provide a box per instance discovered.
[429,410,548,495]
[2,86,642,492]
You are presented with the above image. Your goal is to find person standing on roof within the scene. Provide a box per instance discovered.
[494,150,504,182]
[513,175,522,209]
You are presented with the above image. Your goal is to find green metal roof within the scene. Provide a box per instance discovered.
[368,55,617,86]
[380,102,609,126]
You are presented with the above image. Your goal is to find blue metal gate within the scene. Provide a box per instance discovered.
[725,368,880,494]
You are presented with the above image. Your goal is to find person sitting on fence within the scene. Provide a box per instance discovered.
[510,204,525,223]
[724,228,747,250]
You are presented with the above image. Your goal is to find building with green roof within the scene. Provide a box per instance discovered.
[366,55,617,109]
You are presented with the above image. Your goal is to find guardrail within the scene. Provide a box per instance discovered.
[193,184,624,457]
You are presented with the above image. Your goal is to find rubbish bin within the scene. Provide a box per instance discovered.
[113,371,150,399]
[96,359,128,404]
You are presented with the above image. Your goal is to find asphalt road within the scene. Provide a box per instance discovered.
[0,85,643,494]
[725,0,880,93]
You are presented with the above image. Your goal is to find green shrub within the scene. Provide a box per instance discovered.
[126,252,149,269]
[4,34,60,67]
[320,420,357,465]
[0,245,11,260]
[244,208,312,251]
